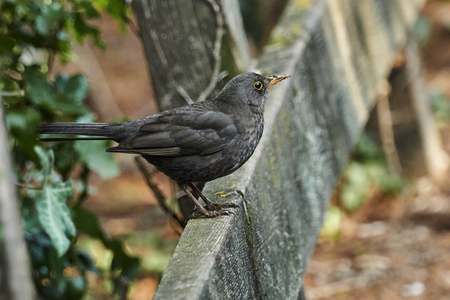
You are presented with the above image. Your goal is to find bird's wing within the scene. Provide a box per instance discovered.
[107,110,238,156]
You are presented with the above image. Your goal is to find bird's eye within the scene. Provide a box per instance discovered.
[253,81,263,90]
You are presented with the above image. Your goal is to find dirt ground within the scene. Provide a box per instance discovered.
[73,1,450,299]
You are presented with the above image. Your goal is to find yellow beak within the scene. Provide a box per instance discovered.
[266,74,291,88]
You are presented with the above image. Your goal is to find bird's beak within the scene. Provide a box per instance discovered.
[266,74,290,88]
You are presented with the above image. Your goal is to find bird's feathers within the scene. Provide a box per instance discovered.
[107,109,238,156]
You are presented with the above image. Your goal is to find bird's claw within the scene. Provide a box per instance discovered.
[188,203,238,220]
[205,202,239,211]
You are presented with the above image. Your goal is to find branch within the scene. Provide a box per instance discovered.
[134,157,185,230]
[197,0,224,102]
[376,80,403,173]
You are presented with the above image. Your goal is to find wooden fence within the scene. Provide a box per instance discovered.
[137,0,449,299]
[1,0,448,299]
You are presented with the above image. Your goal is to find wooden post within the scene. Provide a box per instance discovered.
[0,95,35,299]
[404,37,450,187]
[132,0,251,111]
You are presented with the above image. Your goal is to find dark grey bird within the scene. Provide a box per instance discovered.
[37,72,289,218]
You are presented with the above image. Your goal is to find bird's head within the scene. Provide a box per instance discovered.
[218,72,290,113]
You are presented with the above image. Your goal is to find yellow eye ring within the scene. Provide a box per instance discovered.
[253,81,263,90]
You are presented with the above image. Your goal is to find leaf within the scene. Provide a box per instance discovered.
[0,74,20,98]
[73,206,107,241]
[53,141,77,179]
[23,68,90,117]
[341,162,370,211]
[354,132,384,162]
[73,113,120,180]
[23,66,56,109]
[36,182,76,257]
[72,13,105,49]
[55,74,89,103]
[54,74,90,116]
[34,145,54,179]
[36,3,69,35]
[5,108,41,157]
[0,36,16,54]
[26,231,53,267]
[73,206,140,292]
[74,140,120,180]
[320,206,342,239]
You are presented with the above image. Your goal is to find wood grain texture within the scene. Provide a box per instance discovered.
[154,0,426,299]
[133,0,250,111]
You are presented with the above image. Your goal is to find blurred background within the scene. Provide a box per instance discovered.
[1,0,450,299]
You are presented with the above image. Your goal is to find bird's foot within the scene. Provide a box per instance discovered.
[188,207,236,219]
[205,202,239,211]
[188,202,239,219]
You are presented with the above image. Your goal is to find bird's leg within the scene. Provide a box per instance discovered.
[188,183,238,211]
[181,185,232,219]
[187,183,214,207]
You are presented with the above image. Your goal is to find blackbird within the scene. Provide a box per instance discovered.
[37,72,289,218]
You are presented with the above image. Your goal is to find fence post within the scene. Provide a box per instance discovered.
[132,0,251,111]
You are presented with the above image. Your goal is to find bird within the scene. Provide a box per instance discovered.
[37,72,290,218]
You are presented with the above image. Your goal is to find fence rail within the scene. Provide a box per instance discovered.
[151,0,443,299]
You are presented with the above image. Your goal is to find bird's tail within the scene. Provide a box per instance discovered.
[37,122,121,142]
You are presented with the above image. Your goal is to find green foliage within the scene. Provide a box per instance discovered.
[34,146,76,257]
[340,132,405,212]
[414,15,431,47]
[321,132,406,239]
[1,0,137,299]
[320,205,342,239]
[73,206,140,295]
[74,114,120,180]
[429,88,450,124]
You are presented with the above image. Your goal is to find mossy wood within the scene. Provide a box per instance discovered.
[148,0,434,299]
[133,0,251,111]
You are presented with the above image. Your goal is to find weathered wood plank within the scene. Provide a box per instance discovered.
[154,0,427,299]
[133,0,251,111]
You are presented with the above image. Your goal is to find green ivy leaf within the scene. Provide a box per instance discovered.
[36,182,76,257]
[54,74,90,117]
[34,145,54,180]
[73,114,119,180]
[55,74,89,103]
[53,141,77,179]
[36,3,70,35]
[73,205,139,293]
[23,66,56,109]
[5,108,41,157]
[74,140,120,180]
[73,205,107,241]
[106,0,129,31]
[72,13,106,49]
